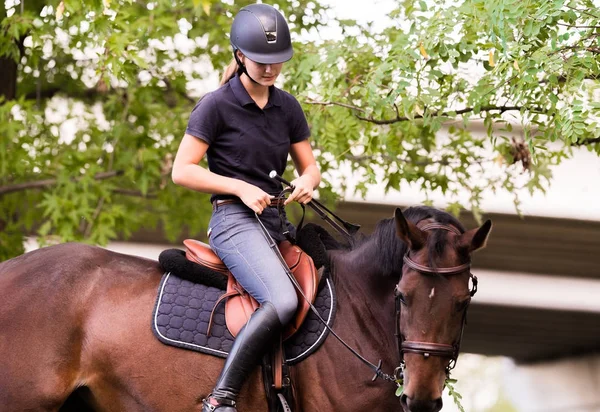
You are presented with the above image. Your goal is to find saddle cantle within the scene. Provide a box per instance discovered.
[182,238,319,340]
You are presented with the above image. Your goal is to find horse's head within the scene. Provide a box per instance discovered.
[393,208,492,412]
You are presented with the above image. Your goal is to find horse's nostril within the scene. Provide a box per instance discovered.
[400,394,409,408]
[402,396,443,412]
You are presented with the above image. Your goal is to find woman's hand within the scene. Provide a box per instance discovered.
[285,174,315,205]
[237,182,273,214]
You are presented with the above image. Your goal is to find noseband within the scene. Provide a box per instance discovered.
[395,223,478,378]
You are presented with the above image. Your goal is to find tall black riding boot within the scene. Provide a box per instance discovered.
[202,302,282,412]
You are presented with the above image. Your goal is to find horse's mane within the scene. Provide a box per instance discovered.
[348,206,466,277]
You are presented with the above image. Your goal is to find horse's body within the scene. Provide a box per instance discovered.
[0,206,491,412]
[0,240,399,412]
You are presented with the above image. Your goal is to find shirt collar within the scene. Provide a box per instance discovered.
[230,73,283,108]
[269,86,282,107]
[230,74,254,106]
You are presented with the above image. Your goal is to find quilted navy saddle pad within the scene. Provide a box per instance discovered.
[152,273,336,364]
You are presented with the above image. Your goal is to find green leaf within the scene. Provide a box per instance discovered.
[395,384,404,397]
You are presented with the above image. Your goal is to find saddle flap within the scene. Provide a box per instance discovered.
[279,240,302,270]
[183,239,319,341]
[224,275,260,338]
[183,239,229,273]
[279,241,319,339]
[224,241,318,340]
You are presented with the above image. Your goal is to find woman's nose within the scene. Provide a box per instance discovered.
[264,65,272,73]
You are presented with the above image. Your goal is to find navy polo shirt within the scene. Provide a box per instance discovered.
[185,74,311,201]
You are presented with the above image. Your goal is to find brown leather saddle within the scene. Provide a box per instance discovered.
[183,238,319,340]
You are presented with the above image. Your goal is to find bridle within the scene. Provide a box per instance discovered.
[394,222,478,379]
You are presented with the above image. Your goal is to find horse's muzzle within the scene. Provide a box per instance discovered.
[400,394,443,412]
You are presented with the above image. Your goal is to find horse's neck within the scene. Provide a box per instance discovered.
[333,237,395,278]
[298,249,400,408]
[328,247,398,352]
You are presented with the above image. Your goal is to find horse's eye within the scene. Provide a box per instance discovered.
[394,285,406,304]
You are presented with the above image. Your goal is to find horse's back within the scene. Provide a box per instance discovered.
[0,243,164,410]
[0,242,161,319]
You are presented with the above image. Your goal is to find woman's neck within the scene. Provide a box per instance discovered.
[240,74,269,108]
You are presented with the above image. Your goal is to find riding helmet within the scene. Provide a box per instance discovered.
[230,3,293,64]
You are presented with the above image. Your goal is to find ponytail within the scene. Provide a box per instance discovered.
[220,58,239,86]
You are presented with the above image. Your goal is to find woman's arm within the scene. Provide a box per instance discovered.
[171,134,273,213]
[287,139,321,205]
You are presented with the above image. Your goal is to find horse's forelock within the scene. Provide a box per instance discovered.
[407,206,465,268]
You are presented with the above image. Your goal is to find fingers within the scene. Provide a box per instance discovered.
[240,184,272,214]
[284,184,313,205]
[298,191,313,204]
[251,195,271,214]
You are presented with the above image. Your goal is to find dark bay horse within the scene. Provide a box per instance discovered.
[0,206,491,412]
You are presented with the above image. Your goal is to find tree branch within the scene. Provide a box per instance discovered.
[564,4,600,20]
[307,101,545,125]
[342,152,448,166]
[538,74,600,84]
[112,188,157,198]
[0,170,124,196]
[83,197,105,238]
[551,33,600,57]
[163,77,196,106]
[23,76,197,106]
[338,152,496,169]
[574,137,600,146]
[557,22,600,29]
[305,98,368,113]
[23,86,102,102]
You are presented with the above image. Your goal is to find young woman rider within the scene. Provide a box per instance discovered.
[171,4,320,411]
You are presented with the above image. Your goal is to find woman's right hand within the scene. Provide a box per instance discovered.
[236,182,273,214]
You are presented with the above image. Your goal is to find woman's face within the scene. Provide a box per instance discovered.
[239,52,283,87]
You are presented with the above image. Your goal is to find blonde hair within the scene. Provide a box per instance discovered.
[220,58,239,86]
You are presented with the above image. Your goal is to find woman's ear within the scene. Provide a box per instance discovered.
[236,50,245,64]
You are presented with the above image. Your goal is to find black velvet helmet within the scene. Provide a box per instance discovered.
[230,3,293,64]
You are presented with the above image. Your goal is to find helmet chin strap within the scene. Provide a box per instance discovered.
[233,51,260,85]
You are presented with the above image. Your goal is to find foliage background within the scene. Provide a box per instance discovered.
[1,0,599,260]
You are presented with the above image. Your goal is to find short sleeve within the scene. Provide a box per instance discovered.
[185,93,220,144]
[288,97,311,144]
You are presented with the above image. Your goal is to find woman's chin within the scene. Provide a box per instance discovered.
[259,77,277,86]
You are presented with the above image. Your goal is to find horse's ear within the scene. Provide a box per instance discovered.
[459,219,492,252]
[394,208,425,249]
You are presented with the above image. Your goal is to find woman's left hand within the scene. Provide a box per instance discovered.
[285,175,315,205]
